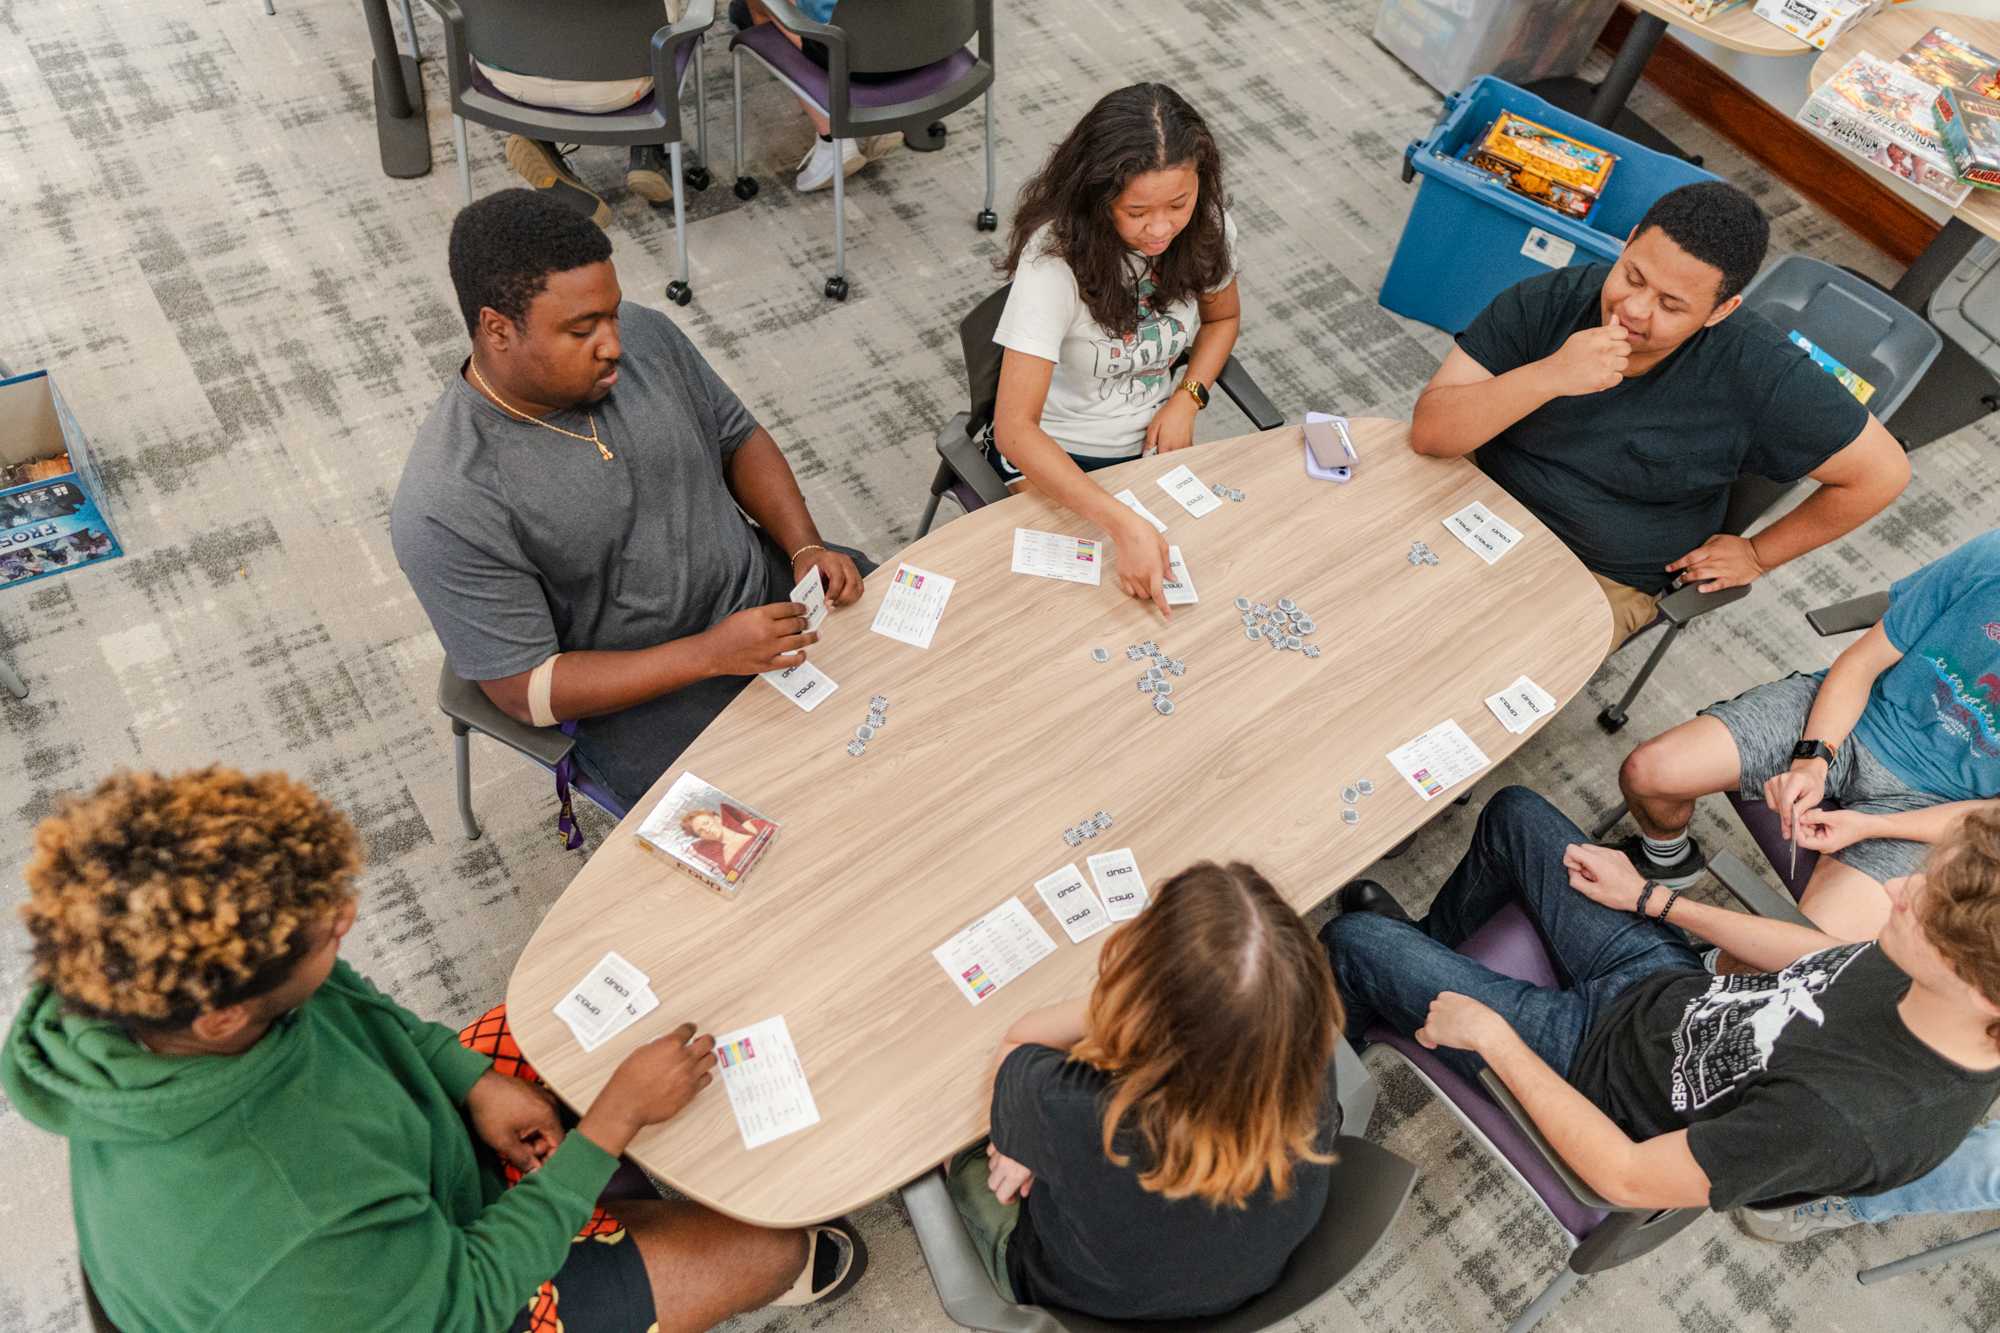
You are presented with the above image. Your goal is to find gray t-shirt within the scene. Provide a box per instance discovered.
[391,302,786,804]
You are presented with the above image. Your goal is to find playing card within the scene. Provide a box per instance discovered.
[1087,847,1149,920]
[759,658,839,712]
[1034,864,1111,942]
[789,564,827,634]
[1161,545,1198,605]
[1112,488,1169,533]
[1156,464,1222,518]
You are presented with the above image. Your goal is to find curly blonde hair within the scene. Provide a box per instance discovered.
[19,767,361,1027]
[1923,806,2000,1045]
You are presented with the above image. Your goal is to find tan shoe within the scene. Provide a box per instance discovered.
[504,136,611,228]
[860,132,903,162]
[625,145,673,205]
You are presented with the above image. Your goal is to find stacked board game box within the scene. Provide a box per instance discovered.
[1462,112,1616,220]
[635,772,778,897]
[1753,0,1882,51]
[1936,86,2000,192]
[1798,52,1971,207]
[1899,26,2000,99]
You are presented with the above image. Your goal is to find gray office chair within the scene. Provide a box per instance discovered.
[729,0,995,300]
[1683,591,2000,1288]
[916,284,1285,537]
[437,662,629,846]
[424,0,715,305]
[1593,254,1940,734]
[901,1039,1417,1332]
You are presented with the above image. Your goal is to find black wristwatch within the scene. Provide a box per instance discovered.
[1791,738,1836,767]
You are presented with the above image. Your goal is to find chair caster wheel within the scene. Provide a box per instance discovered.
[975,209,998,232]
[733,176,758,200]
[824,275,849,301]
[685,166,712,191]
[666,280,692,306]
[1596,708,1628,734]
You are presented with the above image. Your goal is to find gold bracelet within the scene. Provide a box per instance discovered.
[788,543,825,563]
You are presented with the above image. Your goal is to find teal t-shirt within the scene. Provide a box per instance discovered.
[799,0,836,19]
[1850,529,2000,802]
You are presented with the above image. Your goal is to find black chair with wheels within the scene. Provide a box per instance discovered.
[424,0,715,306]
[1592,253,1940,734]
[729,0,995,300]
[916,283,1284,537]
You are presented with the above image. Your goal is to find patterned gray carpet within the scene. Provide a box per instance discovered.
[3,0,1998,1328]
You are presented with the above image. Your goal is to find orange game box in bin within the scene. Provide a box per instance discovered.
[1463,112,1617,219]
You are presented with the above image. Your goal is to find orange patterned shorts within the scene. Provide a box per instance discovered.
[460,1005,658,1333]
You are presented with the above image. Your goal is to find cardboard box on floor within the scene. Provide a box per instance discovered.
[0,371,123,590]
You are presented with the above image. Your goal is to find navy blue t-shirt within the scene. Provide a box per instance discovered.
[1455,263,1869,593]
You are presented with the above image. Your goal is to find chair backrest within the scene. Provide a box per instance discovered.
[960,282,1013,433]
[832,0,980,74]
[460,0,670,83]
[1739,253,1943,423]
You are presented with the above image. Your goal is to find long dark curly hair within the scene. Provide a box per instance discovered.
[1002,83,1229,337]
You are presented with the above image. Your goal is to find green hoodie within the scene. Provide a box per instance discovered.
[0,960,619,1332]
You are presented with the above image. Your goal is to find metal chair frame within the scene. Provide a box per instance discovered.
[436,661,623,841]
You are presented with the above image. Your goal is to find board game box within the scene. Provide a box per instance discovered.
[1463,112,1616,220]
[1935,85,2000,192]
[1786,330,1877,405]
[1659,0,1751,20]
[1798,52,1971,207]
[635,772,778,897]
[1753,0,1882,52]
[1898,26,2000,99]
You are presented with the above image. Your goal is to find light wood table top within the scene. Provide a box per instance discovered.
[504,419,1612,1226]
[1811,7,2000,246]
[1632,0,1809,57]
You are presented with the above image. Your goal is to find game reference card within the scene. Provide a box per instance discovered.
[553,951,660,1053]
[712,1015,821,1150]
[1034,863,1110,942]
[1156,463,1223,518]
[1012,529,1104,585]
[1161,545,1198,606]
[1387,719,1492,801]
[760,659,838,712]
[870,563,955,650]
[1484,675,1557,734]
[1442,501,1524,565]
[933,897,1057,1005]
[1112,489,1169,533]
[1086,847,1149,920]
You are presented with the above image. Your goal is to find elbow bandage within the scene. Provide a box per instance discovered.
[527,654,562,728]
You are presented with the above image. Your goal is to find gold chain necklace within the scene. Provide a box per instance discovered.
[468,362,614,461]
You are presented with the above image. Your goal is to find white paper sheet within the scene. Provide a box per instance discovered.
[1011,529,1105,585]
[933,897,1058,1005]
[869,563,956,650]
[1387,719,1491,801]
[713,1015,821,1150]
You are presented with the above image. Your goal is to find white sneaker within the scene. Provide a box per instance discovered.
[1734,1197,1861,1243]
[796,137,865,192]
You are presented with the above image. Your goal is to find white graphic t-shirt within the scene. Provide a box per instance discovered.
[993,215,1237,460]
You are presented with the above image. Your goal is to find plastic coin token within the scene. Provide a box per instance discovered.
[1234,596,1250,610]
[1357,779,1376,797]
[1153,696,1175,716]
[856,724,875,741]
[1341,785,1360,804]
[1341,808,1360,826]
[1245,627,1262,641]
[1091,647,1110,663]
[846,739,866,757]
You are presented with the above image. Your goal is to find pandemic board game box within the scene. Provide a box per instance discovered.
[1,371,123,591]
[1798,52,1971,207]
[635,771,778,897]
[1935,86,2000,192]
[1898,26,2000,99]
[1462,112,1616,220]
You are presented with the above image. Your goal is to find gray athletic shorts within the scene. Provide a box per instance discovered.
[1699,671,1944,886]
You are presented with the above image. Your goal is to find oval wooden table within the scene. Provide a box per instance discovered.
[505,419,1612,1227]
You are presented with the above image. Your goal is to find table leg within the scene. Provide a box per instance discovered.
[362,0,431,179]
[1585,13,1668,128]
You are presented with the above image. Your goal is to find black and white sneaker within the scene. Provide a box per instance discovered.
[1605,834,1707,890]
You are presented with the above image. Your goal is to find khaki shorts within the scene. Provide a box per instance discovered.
[475,0,683,113]
[1593,572,1661,654]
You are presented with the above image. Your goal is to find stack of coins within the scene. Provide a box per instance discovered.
[1062,809,1115,848]
[1123,641,1185,716]
[1234,595,1321,659]
[1408,540,1440,567]
[1339,777,1377,826]
[1208,482,1247,503]
[846,694,891,757]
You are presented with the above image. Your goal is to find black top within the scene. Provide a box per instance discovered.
[1570,943,2000,1210]
[990,1044,1338,1321]
[1455,263,1868,593]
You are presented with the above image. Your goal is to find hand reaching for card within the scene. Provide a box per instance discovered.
[793,548,864,606]
[577,1022,717,1158]
[986,1143,1036,1204]
[1110,510,1173,618]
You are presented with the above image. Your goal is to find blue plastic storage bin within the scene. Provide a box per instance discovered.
[1378,77,1719,334]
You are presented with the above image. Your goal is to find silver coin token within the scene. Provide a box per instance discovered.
[1234,596,1250,610]
[1253,602,1269,615]
[1303,644,1322,659]
[1278,598,1296,613]
[846,739,866,757]
[1341,785,1360,804]
[1153,696,1176,716]
[1155,682,1173,696]
[1357,779,1376,797]
[856,724,875,741]
[1285,635,1302,650]
[1091,647,1110,663]
[1297,618,1316,633]
[869,694,889,710]
[1341,808,1360,826]
[1138,678,1156,693]
[1245,626,1262,641]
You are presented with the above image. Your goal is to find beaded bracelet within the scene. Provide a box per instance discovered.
[1658,887,1684,924]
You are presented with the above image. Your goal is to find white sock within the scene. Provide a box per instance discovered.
[1642,831,1690,864]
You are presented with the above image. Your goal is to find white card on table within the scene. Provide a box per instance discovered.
[933,897,1058,1005]
[713,1015,821,1150]
[1156,463,1222,518]
[1112,488,1169,534]
[1443,501,1524,565]
[1087,847,1149,920]
[759,658,839,712]
[575,986,659,1053]
[1161,545,1198,605]
[1387,719,1492,801]
[788,564,827,634]
[553,950,652,1043]
[1012,529,1105,585]
[869,563,956,650]
[1483,675,1558,734]
[1034,863,1111,943]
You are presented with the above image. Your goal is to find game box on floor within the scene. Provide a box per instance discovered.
[1,370,123,591]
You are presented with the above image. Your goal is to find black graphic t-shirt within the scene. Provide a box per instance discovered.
[1569,943,2000,1209]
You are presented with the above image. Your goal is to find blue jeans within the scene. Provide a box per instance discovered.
[1850,1120,2000,1222]
[1323,786,1704,1087]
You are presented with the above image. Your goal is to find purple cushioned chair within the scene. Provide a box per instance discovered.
[438,661,629,851]
[424,0,715,306]
[728,0,995,301]
[1362,902,1701,1332]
